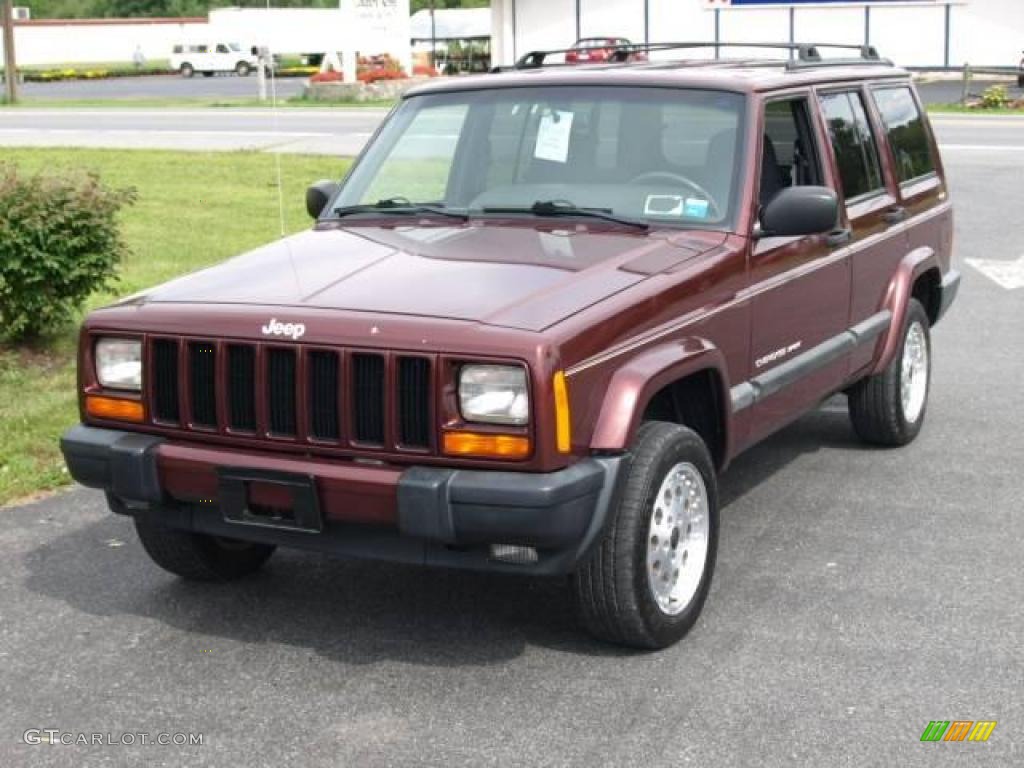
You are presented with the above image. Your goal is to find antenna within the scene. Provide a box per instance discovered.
[268,0,286,238]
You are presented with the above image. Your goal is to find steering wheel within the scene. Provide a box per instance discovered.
[628,171,722,219]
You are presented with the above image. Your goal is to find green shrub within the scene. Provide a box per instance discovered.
[0,166,136,342]
[981,84,1010,109]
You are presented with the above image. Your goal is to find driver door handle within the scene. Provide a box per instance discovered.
[826,228,852,248]
[882,206,907,225]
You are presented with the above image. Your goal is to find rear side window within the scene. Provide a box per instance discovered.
[872,87,936,183]
[819,91,884,201]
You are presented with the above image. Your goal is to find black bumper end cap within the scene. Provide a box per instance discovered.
[397,457,623,553]
[60,424,164,504]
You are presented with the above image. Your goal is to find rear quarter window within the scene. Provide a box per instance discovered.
[872,86,936,183]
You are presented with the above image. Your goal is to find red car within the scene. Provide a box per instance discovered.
[565,37,647,64]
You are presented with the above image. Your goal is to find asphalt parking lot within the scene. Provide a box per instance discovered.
[1,121,1022,767]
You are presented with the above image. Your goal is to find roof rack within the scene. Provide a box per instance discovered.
[508,41,892,71]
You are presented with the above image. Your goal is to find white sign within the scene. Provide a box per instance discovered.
[534,110,574,164]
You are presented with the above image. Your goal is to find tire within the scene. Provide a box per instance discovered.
[180,63,194,78]
[1018,75,1024,89]
[571,421,719,649]
[134,516,275,581]
[848,298,931,446]
[235,61,251,77]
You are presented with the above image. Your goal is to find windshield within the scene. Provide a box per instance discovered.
[334,86,746,228]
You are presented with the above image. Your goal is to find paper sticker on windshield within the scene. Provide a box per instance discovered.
[684,198,711,219]
[644,195,685,217]
[534,110,574,164]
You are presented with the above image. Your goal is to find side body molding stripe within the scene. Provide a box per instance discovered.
[730,309,892,413]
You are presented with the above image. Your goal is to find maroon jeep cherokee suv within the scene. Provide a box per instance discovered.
[62,44,959,649]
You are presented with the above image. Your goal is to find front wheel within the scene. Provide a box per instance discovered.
[235,61,251,77]
[571,422,719,649]
[134,516,275,581]
[848,298,931,446]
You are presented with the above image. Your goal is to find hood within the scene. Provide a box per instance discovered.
[128,223,726,332]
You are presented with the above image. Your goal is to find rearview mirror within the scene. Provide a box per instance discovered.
[759,186,838,238]
[306,180,339,219]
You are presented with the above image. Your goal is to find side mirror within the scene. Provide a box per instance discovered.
[306,179,339,219]
[759,186,839,238]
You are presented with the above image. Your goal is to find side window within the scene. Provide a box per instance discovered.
[760,98,823,208]
[172,45,183,54]
[819,91,884,201]
[872,87,935,183]
[216,44,230,54]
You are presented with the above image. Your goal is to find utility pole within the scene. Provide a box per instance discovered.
[2,0,17,104]
[429,0,436,71]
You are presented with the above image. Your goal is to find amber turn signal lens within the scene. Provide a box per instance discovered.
[553,370,571,454]
[443,431,530,460]
[85,395,145,423]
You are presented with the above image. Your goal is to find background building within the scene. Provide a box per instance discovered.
[490,0,1024,69]
[1,1,412,71]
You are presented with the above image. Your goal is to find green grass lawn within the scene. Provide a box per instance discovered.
[927,104,1024,115]
[0,148,352,506]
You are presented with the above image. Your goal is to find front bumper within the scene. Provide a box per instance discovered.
[60,425,627,574]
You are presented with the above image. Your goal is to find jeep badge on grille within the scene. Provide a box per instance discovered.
[261,318,306,341]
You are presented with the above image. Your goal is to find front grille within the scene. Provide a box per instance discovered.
[267,348,297,436]
[397,357,431,448]
[308,350,340,440]
[352,353,385,444]
[152,339,180,422]
[228,345,256,431]
[147,339,434,454]
[189,341,217,428]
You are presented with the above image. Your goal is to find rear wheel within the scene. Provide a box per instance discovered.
[848,298,931,446]
[134,516,275,581]
[180,63,194,78]
[235,61,251,77]
[202,71,214,78]
[571,422,719,649]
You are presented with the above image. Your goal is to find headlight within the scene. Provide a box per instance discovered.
[95,338,142,391]
[458,364,529,425]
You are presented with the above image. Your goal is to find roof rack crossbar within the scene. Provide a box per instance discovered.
[510,41,890,70]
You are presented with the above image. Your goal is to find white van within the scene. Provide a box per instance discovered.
[169,42,260,78]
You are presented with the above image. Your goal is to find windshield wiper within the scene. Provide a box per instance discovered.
[332,197,468,221]
[479,200,649,230]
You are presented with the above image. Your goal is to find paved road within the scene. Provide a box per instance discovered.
[0,122,1022,766]
[0,107,389,156]
[14,70,1023,105]
[1,107,1022,158]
